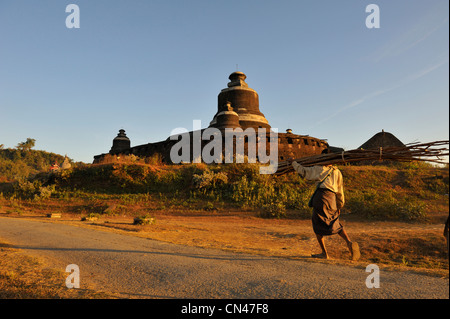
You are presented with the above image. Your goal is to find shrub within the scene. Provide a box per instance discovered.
[13,179,55,200]
[81,213,100,221]
[426,177,449,195]
[35,184,55,200]
[203,202,217,211]
[145,153,163,165]
[133,214,155,225]
[260,200,286,219]
[344,189,427,221]
[192,169,228,189]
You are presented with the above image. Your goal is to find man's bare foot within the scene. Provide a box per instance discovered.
[348,242,360,261]
[311,253,329,259]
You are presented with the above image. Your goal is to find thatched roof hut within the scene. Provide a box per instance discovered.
[359,130,405,150]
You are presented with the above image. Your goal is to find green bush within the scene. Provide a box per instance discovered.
[260,200,286,219]
[426,176,449,195]
[12,179,55,201]
[344,189,427,221]
[192,169,228,189]
[133,214,155,225]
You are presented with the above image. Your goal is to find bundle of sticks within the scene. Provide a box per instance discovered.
[275,140,449,176]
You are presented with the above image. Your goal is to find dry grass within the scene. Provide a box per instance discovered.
[0,238,117,299]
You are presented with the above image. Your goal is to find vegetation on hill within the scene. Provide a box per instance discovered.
[1,150,448,222]
[0,138,76,183]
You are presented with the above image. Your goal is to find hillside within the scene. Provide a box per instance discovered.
[2,155,448,222]
[0,147,68,183]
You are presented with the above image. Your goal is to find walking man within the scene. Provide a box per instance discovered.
[288,155,360,261]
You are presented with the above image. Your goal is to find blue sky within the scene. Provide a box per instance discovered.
[0,0,448,163]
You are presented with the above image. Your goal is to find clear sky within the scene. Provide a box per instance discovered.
[0,0,448,163]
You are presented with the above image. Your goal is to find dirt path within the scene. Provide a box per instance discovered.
[0,216,448,299]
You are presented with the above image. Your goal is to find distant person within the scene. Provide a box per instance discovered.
[288,149,360,261]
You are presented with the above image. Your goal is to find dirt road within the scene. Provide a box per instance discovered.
[0,217,448,299]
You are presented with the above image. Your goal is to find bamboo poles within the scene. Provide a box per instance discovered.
[275,140,449,176]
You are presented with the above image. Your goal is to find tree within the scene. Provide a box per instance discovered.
[17,138,36,152]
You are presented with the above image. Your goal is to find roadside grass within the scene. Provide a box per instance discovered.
[0,239,117,299]
[359,235,448,271]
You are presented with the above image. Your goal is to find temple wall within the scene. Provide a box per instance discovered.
[94,132,328,164]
